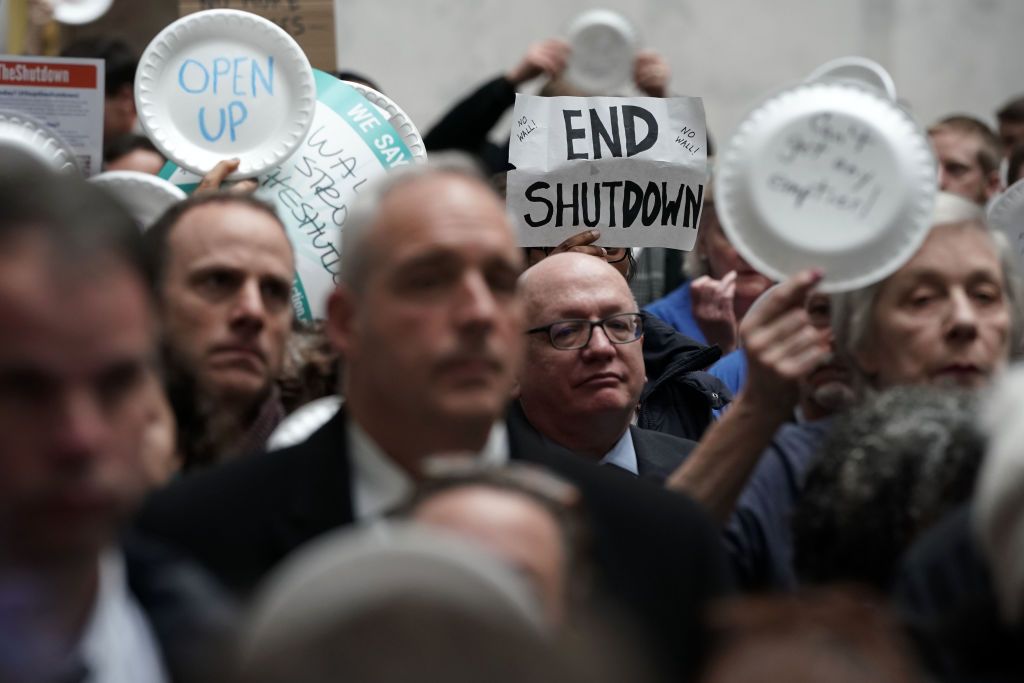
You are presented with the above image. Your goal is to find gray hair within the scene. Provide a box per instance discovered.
[793,385,984,590]
[831,195,1024,391]
[339,153,491,292]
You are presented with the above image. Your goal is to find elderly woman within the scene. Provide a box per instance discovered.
[669,192,1022,591]
[831,192,1023,392]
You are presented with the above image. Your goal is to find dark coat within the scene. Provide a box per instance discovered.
[639,313,731,441]
[137,405,731,681]
[122,534,237,683]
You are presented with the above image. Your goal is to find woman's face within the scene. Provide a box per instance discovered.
[855,223,1012,390]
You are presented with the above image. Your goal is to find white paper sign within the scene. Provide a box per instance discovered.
[507,94,708,250]
[0,55,104,175]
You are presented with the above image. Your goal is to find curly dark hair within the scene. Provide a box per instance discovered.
[793,386,985,590]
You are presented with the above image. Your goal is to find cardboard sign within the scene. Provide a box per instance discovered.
[159,70,424,321]
[179,0,336,71]
[507,94,708,250]
[0,55,104,175]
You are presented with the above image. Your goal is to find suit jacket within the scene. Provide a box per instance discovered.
[138,405,731,681]
[506,401,696,483]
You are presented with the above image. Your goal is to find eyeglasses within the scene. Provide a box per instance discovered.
[526,312,644,350]
[529,246,629,264]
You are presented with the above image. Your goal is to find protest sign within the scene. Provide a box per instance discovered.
[507,93,708,250]
[136,9,316,178]
[0,55,104,175]
[716,78,936,292]
[159,69,426,321]
[179,0,336,71]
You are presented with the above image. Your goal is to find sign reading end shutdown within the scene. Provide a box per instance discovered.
[507,94,709,250]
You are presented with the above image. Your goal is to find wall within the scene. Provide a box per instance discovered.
[43,0,1024,145]
[333,0,1024,145]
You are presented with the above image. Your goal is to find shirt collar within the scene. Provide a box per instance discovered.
[599,429,639,475]
[77,550,169,683]
[348,419,510,521]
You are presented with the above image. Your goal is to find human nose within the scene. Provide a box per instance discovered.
[52,389,106,464]
[453,270,498,331]
[231,279,267,331]
[581,322,616,359]
[946,289,979,343]
[937,165,951,191]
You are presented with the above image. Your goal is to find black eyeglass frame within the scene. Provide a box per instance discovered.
[525,312,645,350]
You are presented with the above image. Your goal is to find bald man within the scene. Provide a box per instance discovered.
[512,253,697,482]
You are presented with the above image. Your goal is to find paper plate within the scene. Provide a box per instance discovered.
[716,80,936,293]
[988,179,1024,274]
[344,81,427,161]
[90,170,187,229]
[53,0,114,25]
[564,9,637,94]
[135,9,316,180]
[806,56,897,102]
[0,109,79,173]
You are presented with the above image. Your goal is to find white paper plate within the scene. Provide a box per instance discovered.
[988,179,1024,274]
[806,56,897,102]
[0,109,79,173]
[53,0,114,25]
[135,9,316,180]
[564,9,637,94]
[90,170,187,229]
[344,80,427,162]
[717,80,936,293]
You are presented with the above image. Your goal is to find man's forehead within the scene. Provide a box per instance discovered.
[169,204,294,269]
[370,174,516,259]
[932,129,982,156]
[527,264,635,319]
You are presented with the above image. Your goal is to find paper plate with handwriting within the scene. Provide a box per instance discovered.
[53,0,114,25]
[135,9,316,179]
[91,170,187,229]
[0,109,78,173]
[988,178,1024,273]
[716,79,936,292]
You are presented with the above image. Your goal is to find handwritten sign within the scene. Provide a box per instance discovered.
[507,94,708,250]
[160,70,424,320]
[179,0,336,71]
[176,55,275,144]
[757,111,899,251]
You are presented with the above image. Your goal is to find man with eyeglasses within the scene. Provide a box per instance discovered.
[512,252,698,482]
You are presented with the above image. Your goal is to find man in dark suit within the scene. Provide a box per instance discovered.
[514,252,696,483]
[0,150,231,683]
[138,158,730,680]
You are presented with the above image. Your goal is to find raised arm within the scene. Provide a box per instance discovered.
[666,269,829,521]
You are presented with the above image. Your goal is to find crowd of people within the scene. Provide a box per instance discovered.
[3,16,1024,683]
